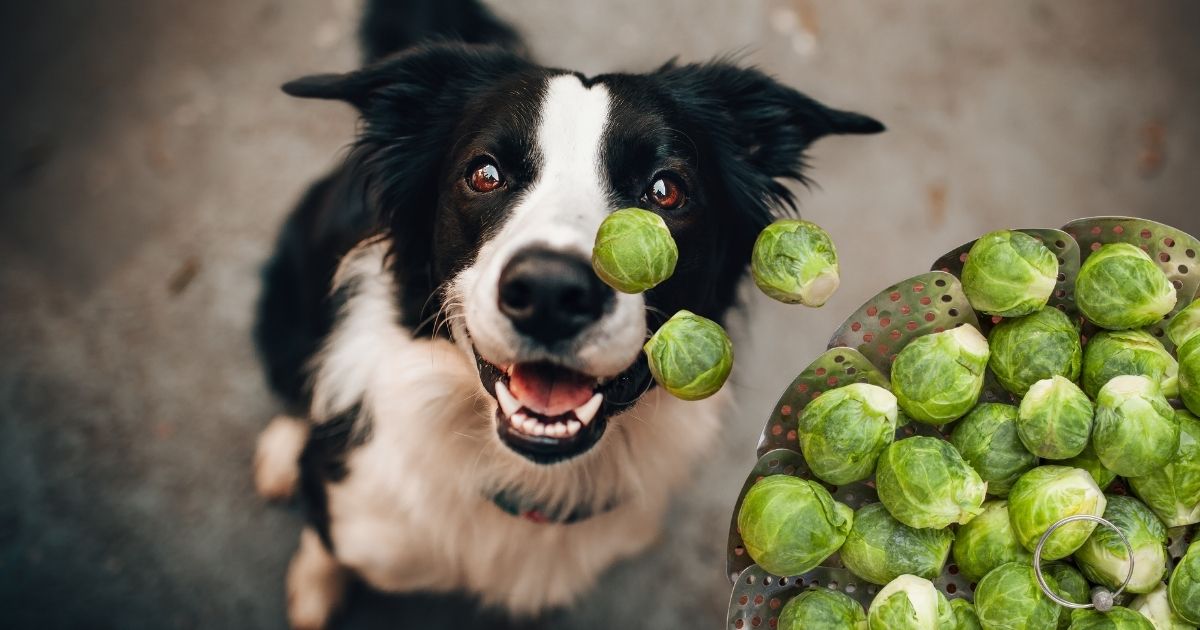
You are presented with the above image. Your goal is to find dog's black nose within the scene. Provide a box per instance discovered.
[498,248,613,344]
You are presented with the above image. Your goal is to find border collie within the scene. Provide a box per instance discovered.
[252,0,882,627]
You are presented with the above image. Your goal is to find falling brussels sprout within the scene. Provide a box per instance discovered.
[1093,375,1180,477]
[1181,335,1200,417]
[1074,495,1169,594]
[950,500,1032,582]
[751,219,841,306]
[891,325,990,425]
[840,503,954,585]
[876,436,987,529]
[1170,540,1200,625]
[591,208,678,293]
[1075,243,1177,331]
[988,306,1083,396]
[1017,376,1095,460]
[777,588,868,630]
[950,598,983,630]
[1082,329,1179,400]
[1129,584,1195,630]
[643,310,733,401]
[867,574,946,630]
[1007,466,1107,560]
[974,562,1062,630]
[1067,608,1156,630]
[1045,562,1090,629]
[961,229,1059,317]
[736,475,853,576]
[798,383,898,485]
[1128,409,1200,528]
[1167,298,1200,347]
[950,403,1038,496]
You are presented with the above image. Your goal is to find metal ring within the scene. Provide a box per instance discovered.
[1032,514,1133,610]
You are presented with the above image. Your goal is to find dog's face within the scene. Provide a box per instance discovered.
[285,44,882,465]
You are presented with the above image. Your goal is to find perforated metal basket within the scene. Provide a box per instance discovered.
[726,217,1200,629]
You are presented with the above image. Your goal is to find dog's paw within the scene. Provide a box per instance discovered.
[254,415,308,501]
[287,528,347,630]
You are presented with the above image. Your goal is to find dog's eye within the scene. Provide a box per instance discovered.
[466,159,505,193]
[646,174,687,210]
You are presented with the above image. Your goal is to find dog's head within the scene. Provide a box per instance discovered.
[286,44,882,466]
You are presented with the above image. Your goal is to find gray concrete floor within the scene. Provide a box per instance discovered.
[1,1,1198,628]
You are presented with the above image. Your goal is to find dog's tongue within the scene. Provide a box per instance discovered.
[508,363,595,416]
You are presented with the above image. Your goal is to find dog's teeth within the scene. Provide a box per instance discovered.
[566,420,581,436]
[511,412,526,427]
[522,418,539,434]
[575,393,603,426]
[552,422,567,437]
[495,382,521,417]
[532,423,546,437]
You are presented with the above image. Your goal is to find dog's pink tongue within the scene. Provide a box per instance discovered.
[509,363,595,416]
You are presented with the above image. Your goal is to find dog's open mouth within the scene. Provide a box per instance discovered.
[474,351,652,464]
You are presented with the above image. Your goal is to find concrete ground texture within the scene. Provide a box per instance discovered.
[1,1,1198,628]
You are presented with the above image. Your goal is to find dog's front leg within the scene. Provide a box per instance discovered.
[287,527,348,630]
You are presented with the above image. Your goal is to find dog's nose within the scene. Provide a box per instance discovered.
[498,247,614,344]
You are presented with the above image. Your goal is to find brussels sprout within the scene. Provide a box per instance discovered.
[1181,336,1200,417]
[951,500,1032,582]
[1076,243,1177,331]
[1068,608,1156,630]
[1129,584,1195,630]
[751,219,840,306]
[876,436,987,529]
[989,307,1084,396]
[1017,376,1094,460]
[950,598,983,630]
[1045,562,1090,629]
[1170,540,1200,625]
[891,325,990,425]
[1082,329,1179,400]
[961,230,1059,317]
[950,403,1038,496]
[840,503,954,585]
[643,310,733,401]
[1168,299,1200,348]
[591,208,678,293]
[1060,442,1117,490]
[1128,409,1200,527]
[1093,375,1180,477]
[798,383,898,485]
[974,562,1062,630]
[1074,495,1169,594]
[737,475,853,576]
[1008,466,1107,560]
[937,592,957,630]
[778,588,867,630]
[867,575,945,630]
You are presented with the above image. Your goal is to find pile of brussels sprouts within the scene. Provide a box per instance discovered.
[735,229,1200,629]
[592,210,840,401]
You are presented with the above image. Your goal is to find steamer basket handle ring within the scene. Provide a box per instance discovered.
[1032,514,1133,612]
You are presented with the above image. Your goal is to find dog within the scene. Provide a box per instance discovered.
[251,0,883,627]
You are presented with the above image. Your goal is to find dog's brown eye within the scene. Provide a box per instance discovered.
[647,174,686,210]
[467,159,505,192]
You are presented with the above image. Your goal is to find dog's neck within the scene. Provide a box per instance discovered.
[487,487,619,524]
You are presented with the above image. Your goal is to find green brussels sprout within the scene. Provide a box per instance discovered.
[891,325,990,425]
[950,403,1038,496]
[643,310,733,401]
[1067,608,1155,630]
[737,475,853,576]
[840,503,954,585]
[1016,376,1094,460]
[988,307,1083,396]
[798,383,898,485]
[961,230,1058,317]
[936,592,956,630]
[1076,243,1177,331]
[778,588,867,630]
[751,219,840,306]
[1128,409,1200,527]
[1007,466,1107,560]
[1167,299,1200,348]
[950,500,1032,582]
[1060,442,1117,490]
[1129,584,1195,630]
[591,208,678,293]
[950,598,983,630]
[1074,495,1169,594]
[867,575,945,630]
[1170,540,1200,625]
[1044,562,1090,629]
[1082,329,1179,400]
[974,562,1062,630]
[1181,335,1200,417]
[1093,375,1180,477]
[876,436,987,529]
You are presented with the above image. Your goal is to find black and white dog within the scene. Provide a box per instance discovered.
[252,0,882,627]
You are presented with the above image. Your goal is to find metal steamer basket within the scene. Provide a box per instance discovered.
[726,217,1200,629]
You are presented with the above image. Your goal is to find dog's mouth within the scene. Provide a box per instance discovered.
[474,350,653,464]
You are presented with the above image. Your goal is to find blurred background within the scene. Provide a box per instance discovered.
[1,0,1198,628]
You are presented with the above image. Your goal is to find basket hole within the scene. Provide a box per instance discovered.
[947,583,957,594]
[828,581,839,590]
[1174,279,1185,290]
[912,283,926,293]
[1141,229,1153,239]
[1091,242,1101,251]
[850,321,862,332]
[762,577,772,586]
[889,292,901,302]
[751,616,761,627]
[1153,328,1165,337]
[1164,236,1176,247]
[1160,252,1171,263]
[1179,264,1189,274]
[735,619,744,629]
[754,595,765,605]
[739,595,749,605]
[833,355,845,363]
[770,598,781,610]
[940,294,952,302]
[1057,257,1065,265]
[846,583,857,593]
[935,279,947,287]
[921,297,933,305]
[735,546,746,556]
[925,312,936,322]
[783,465,795,475]
[1091,226,1103,235]
[1055,240,1066,248]
[845,367,857,375]
[1055,289,1066,298]
[948,564,959,575]
[1057,272,1066,281]
[778,577,788,587]
[1187,248,1196,258]
[948,308,960,317]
